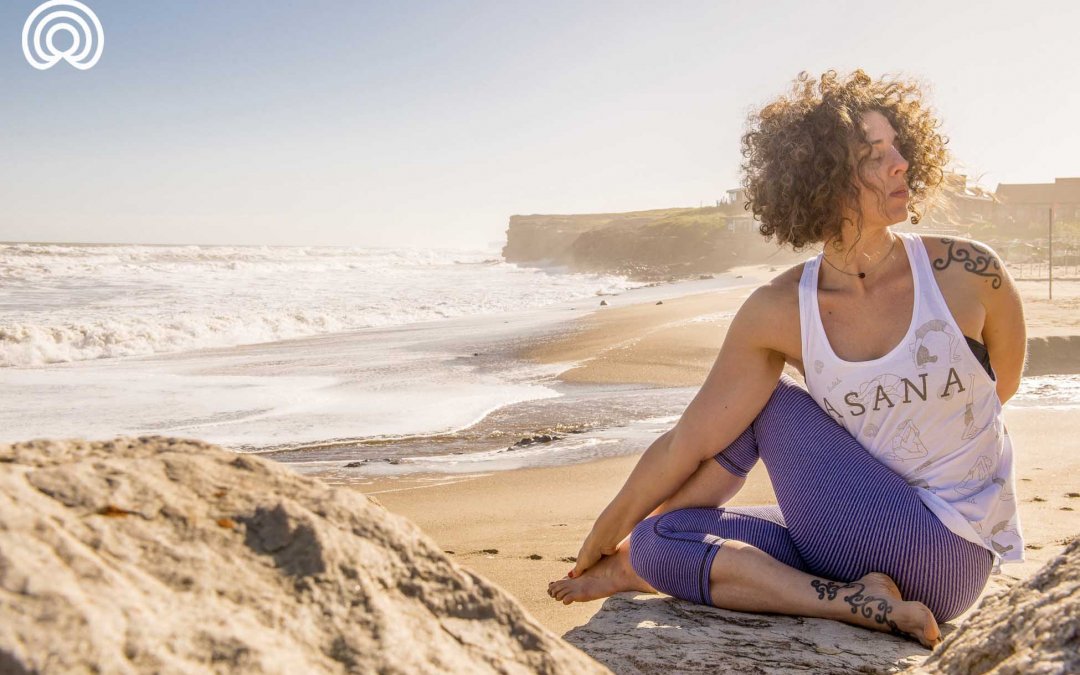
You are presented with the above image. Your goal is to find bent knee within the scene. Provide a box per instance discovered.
[769,374,813,407]
[628,513,718,605]
[754,375,828,431]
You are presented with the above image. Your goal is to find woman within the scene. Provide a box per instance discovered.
[546,70,1025,649]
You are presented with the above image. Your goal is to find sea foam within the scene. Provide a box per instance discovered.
[0,243,641,368]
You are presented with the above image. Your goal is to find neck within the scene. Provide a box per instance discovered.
[821,225,899,280]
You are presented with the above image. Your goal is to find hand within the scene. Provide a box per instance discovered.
[570,526,622,579]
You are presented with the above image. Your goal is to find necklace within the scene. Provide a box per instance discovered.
[821,235,898,279]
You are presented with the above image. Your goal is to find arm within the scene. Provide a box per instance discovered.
[978,247,1026,404]
[926,236,1027,404]
[571,287,788,576]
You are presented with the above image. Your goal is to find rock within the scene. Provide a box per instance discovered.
[565,594,928,673]
[656,301,663,305]
[914,538,1079,675]
[512,434,560,448]
[343,460,367,468]
[599,300,608,306]
[0,437,607,674]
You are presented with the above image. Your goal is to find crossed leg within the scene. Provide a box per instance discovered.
[548,376,992,647]
[546,453,743,603]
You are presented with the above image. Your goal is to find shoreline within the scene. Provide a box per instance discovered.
[353,274,1080,639]
[0,264,767,449]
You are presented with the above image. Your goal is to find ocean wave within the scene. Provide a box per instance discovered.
[1,243,642,367]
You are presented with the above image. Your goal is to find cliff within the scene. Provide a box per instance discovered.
[502,206,805,280]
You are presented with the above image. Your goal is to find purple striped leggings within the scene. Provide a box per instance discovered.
[628,375,993,623]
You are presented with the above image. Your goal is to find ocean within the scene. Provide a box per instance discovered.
[2,242,1074,481]
[0,242,639,367]
[0,242,728,476]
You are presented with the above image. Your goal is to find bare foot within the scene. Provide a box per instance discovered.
[547,543,656,604]
[830,572,941,649]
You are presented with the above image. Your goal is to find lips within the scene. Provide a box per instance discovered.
[890,188,909,199]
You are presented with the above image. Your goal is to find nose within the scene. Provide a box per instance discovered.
[889,145,909,175]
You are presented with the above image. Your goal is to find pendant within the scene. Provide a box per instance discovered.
[858,272,866,279]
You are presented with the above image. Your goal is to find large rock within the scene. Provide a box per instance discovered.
[915,538,1079,675]
[564,594,930,674]
[0,437,608,674]
[563,538,1080,675]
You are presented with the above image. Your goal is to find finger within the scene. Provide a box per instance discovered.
[571,552,596,578]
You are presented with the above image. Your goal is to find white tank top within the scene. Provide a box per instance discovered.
[798,231,1024,569]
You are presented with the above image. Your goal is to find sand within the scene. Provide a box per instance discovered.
[359,273,1080,638]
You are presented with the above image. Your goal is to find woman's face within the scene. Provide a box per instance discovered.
[852,109,910,228]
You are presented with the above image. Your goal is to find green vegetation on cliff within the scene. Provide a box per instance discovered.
[502,205,804,280]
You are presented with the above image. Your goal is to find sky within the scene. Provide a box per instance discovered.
[2,0,1077,249]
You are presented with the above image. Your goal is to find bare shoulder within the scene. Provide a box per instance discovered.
[918,235,1026,398]
[749,261,804,308]
[918,234,1008,293]
[732,262,804,357]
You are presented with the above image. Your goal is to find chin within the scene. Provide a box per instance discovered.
[888,207,909,225]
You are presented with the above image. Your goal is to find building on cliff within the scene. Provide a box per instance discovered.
[995,177,1080,225]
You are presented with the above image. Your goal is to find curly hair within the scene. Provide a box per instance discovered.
[740,70,949,251]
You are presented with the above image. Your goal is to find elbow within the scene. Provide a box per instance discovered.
[997,377,1021,405]
[667,422,718,465]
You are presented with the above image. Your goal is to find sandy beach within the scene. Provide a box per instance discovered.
[358,269,1080,637]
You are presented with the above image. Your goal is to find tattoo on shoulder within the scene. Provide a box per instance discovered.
[933,238,1002,289]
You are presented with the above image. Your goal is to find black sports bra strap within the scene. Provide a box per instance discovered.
[964,336,995,381]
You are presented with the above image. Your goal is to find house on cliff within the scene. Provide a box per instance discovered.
[719,188,756,234]
[995,177,1080,225]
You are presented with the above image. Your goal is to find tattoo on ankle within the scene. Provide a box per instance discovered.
[809,580,908,639]
[810,580,843,601]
